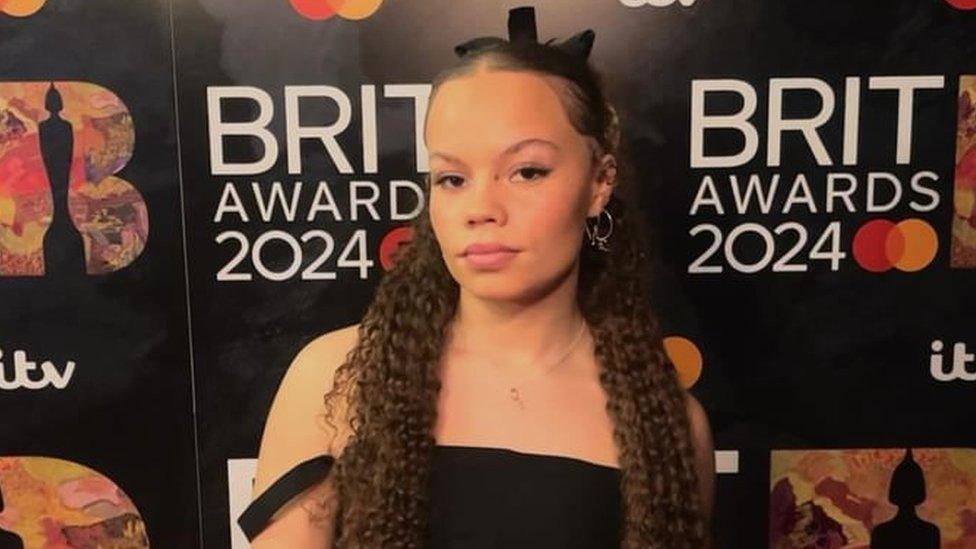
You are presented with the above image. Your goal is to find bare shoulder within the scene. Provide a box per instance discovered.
[683,392,715,525]
[246,323,361,546]
[683,392,712,451]
[291,322,361,383]
[252,322,361,496]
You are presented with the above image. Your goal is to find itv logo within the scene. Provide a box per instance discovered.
[0,346,75,390]
[929,339,976,382]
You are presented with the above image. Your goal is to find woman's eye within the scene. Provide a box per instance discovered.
[433,167,549,188]
[513,167,550,182]
[434,175,464,188]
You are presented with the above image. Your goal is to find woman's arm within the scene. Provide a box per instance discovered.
[684,391,715,546]
[248,323,359,548]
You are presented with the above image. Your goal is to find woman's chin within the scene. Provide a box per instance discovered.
[456,277,530,300]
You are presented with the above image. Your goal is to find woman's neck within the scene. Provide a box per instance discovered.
[446,267,589,375]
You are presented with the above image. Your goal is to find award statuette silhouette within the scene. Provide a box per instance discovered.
[38,82,87,277]
[0,481,25,549]
[870,448,941,549]
[1,81,148,277]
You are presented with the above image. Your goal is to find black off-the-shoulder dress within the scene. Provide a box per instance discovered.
[238,444,623,548]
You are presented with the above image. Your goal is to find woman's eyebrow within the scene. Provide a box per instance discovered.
[430,138,560,165]
[501,138,560,157]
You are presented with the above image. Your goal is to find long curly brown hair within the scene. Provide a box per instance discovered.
[314,39,707,548]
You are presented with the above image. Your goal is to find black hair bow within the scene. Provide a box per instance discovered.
[453,6,595,61]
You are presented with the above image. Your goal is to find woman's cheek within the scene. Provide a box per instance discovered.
[533,226,579,270]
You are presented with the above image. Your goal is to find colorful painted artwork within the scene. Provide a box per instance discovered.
[0,82,148,277]
[770,448,976,549]
[0,456,148,548]
[952,76,976,268]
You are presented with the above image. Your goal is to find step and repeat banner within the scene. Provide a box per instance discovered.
[2,0,975,548]
[0,0,199,547]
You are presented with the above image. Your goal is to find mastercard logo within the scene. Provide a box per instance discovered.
[379,226,413,271]
[663,336,703,389]
[946,0,976,9]
[852,218,938,273]
[0,0,45,17]
[289,0,384,20]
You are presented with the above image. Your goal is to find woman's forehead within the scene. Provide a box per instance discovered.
[425,68,577,150]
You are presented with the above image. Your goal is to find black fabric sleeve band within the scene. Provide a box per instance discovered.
[237,454,336,542]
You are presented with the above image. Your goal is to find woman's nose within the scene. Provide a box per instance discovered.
[465,173,508,227]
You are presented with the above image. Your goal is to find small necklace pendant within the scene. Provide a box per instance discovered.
[509,387,525,409]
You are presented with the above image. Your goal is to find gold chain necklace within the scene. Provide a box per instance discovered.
[497,318,588,410]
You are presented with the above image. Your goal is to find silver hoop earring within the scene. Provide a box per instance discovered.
[584,209,613,252]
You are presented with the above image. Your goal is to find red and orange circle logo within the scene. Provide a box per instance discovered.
[0,0,46,17]
[852,218,938,273]
[289,0,384,20]
[379,226,413,271]
[946,0,976,10]
[663,336,703,389]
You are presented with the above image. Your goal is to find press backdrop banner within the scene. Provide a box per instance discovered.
[2,0,975,548]
[0,0,198,547]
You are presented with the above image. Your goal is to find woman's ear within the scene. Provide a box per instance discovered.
[587,153,617,216]
[597,153,617,186]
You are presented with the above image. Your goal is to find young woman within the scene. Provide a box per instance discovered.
[240,6,715,548]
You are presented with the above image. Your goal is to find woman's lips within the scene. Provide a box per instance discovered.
[463,250,519,269]
[463,242,518,255]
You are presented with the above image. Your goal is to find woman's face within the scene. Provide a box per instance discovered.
[424,66,613,302]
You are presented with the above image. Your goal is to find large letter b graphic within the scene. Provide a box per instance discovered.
[0,81,148,277]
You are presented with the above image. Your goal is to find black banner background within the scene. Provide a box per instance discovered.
[2,0,975,547]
